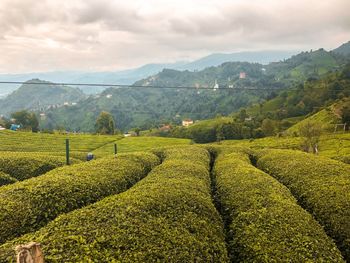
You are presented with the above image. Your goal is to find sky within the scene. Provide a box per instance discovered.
[0,0,349,73]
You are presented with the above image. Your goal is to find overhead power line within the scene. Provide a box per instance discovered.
[0,81,347,92]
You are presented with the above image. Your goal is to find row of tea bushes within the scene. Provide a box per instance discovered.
[0,171,17,186]
[0,152,160,244]
[256,149,350,261]
[0,130,120,153]
[0,146,229,262]
[213,151,344,262]
[0,152,81,181]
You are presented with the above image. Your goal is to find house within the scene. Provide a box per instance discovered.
[182,119,194,127]
[159,125,172,132]
[239,72,246,79]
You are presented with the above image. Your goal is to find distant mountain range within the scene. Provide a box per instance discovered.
[0,50,299,96]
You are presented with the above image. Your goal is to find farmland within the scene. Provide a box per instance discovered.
[0,130,349,262]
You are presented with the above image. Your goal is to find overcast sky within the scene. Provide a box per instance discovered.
[0,0,349,73]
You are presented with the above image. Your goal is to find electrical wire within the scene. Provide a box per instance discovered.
[0,80,347,92]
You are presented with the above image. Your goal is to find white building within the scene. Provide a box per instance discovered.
[182,119,194,127]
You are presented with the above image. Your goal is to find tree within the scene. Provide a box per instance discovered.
[95,111,115,135]
[341,103,350,130]
[239,109,247,122]
[261,118,277,136]
[298,121,323,154]
[11,110,39,132]
[134,127,141,136]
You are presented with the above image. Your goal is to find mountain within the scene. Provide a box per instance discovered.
[135,47,348,91]
[39,56,349,133]
[176,50,299,71]
[0,50,297,96]
[39,84,266,132]
[165,65,350,143]
[332,41,350,56]
[0,62,187,96]
[0,79,85,116]
[2,42,350,132]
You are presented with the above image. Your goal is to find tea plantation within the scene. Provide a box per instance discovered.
[0,131,349,262]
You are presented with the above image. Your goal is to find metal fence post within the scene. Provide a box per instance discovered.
[66,139,70,165]
[114,143,117,156]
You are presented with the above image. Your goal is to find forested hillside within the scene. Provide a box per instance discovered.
[0,79,85,116]
[168,65,350,142]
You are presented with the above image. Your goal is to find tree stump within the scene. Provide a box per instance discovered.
[16,242,44,263]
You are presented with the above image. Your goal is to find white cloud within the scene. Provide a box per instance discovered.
[0,0,349,73]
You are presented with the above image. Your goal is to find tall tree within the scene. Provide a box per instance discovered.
[95,111,115,135]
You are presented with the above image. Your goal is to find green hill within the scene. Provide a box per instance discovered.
[0,79,85,116]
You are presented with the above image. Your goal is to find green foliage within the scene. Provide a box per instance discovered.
[175,117,259,143]
[0,130,120,153]
[94,136,191,156]
[340,100,350,128]
[0,172,17,186]
[0,152,160,243]
[95,111,115,135]
[256,149,350,261]
[214,150,344,262]
[298,120,323,153]
[0,147,228,262]
[287,106,340,134]
[261,118,278,136]
[11,110,39,132]
[0,152,80,181]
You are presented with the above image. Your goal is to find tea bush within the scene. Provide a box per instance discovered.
[256,149,350,261]
[214,151,344,262]
[0,152,160,244]
[0,172,17,186]
[0,147,229,262]
[0,152,80,181]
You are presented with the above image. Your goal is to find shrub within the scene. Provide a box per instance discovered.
[0,147,229,262]
[256,149,350,261]
[0,172,17,186]
[214,151,344,262]
[0,152,160,244]
[0,152,81,181]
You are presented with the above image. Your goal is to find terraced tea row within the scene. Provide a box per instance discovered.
[0,171,17,186]
[256,149,350,261]
[0,152,160,244]
[213,148,344,262]
[0,130,120,153]
[0,152,80,182]
[0,146,228,262]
